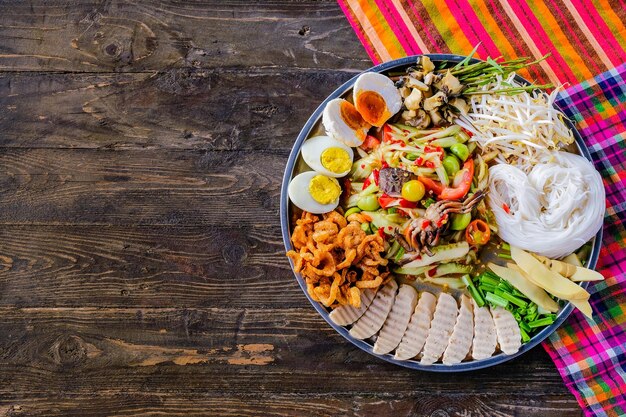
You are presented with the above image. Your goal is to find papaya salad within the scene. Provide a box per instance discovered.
[286,52,605,365]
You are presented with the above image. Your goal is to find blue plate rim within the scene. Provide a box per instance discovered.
[279,54,602,372]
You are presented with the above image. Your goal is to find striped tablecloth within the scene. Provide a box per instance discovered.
[337,1,626,415]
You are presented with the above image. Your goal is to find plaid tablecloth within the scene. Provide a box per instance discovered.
[337,1,626,415]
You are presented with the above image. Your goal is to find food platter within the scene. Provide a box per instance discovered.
[280,54,602,371]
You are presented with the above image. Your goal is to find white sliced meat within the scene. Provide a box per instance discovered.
[442,295,474,365]
[471,299,497,360]
[394,292,437,360]
[491,306,522,355]
[350,280,398,340]
[373,285,418,354]
[420,293,459,365]
[329,289,377,326]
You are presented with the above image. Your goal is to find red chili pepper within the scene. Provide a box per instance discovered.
[361,134,381,151]
[378,194,397,209]
[462,127,474,137]
[377,227,385,238]
[424,161,435,169]
[421,219,430,230]
[372,169,380,185]
[427,267,437,277]
[381,161,389,169]
[399,199,418,208]
[502,203,511,214]
[436,213,449,227]
[466,219,491,246]
[415,157,424,166]
[362,178,371,190]
[361,164,365,169]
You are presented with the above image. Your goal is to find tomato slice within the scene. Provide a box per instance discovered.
[466,219,491,245]
[418,159,474,200]
[378,194,398,209]
[361,134,381,151]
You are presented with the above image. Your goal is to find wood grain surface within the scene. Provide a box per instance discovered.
[0,1,581,416]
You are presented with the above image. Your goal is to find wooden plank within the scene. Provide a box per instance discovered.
[0,0,370,73]
[0,225,297,308]
[0,394,582,417]
[0,307,578,405]
[0,70,354,150]
[0,149,288,225]
[0,394,583,417]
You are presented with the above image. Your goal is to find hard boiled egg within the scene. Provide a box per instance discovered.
[322,98,371,147]
[288,171,341,214]
[353,72,402,127]
[301,135,354,178]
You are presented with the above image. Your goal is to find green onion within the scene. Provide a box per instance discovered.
[519,321,531,333]
[497,279,514,292]
[501,242,511,251]
[497,253,513,260]
[479,284,496,293]
[406,152,420,161]
[528,316,556,328]
[344,207,362,218]
[494,288,528,308]
[462,274,485,307]
[485,292,509,308]
[479,273,500,287]
[387,207,398,214]
[520,327,531,343]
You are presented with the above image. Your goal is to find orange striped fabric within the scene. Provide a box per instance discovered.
[337,0,626,85]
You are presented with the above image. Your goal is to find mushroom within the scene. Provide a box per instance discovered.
[418,56,436,73]
[423,91,447,111]
[406,76,430,91]
[449,97,469,115]
[399,86,412,99]
[401,109,416,121]
[404,88,423,110]
[429,110,444,126]
[436,70,464,96]
[406,109,431,129]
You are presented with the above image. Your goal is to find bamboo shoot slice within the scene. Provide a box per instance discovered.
[510,246,589,301]
[488,263,559,313]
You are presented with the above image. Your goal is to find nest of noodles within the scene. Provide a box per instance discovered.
[287,210,391,308]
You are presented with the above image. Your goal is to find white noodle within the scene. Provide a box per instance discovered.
[487,152,604,258]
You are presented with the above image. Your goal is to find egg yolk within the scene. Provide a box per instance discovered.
[340,100,369,140]
[309,175,341,204]
[320,147,351,174]
[355,90,389,127]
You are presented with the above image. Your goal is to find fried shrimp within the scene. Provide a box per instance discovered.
[287,210,389,307]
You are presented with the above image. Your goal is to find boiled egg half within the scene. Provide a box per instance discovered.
[288,171,341,214]
[322,98,371,147]
[301,135,354,178]
[353,72,402,127]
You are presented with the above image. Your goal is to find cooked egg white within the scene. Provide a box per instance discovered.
[322,98,371,147]
[288,171,341,214]
[353,72,402,127]
[301,135,354,178]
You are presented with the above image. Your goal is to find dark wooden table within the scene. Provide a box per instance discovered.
[0,1,582,416]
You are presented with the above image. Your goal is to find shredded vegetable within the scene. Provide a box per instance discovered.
[456,74,573,171]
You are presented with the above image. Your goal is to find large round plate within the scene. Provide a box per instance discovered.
[280,54,602,371]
